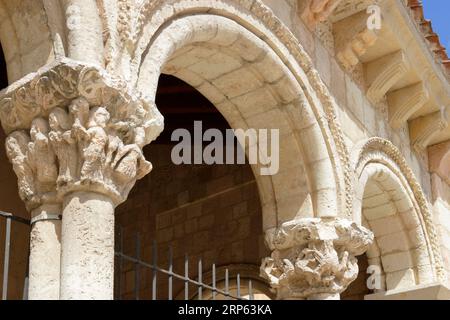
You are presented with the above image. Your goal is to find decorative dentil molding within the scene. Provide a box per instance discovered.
[1,59,164,210]
[260,218,373,299]
[334,10,380,70]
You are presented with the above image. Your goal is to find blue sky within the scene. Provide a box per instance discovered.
[422,0,450,52]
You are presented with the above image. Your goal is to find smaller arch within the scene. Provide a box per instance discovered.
[352,137,445,292]
[428,141,450,202]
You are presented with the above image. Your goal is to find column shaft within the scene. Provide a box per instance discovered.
[28,204,61,300]
[60,191,115,300]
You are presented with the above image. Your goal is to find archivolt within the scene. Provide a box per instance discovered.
[352,137,446,284]
[0,0,57,82]
[122,0,352,227]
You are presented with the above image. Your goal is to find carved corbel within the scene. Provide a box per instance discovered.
[334,10,380,70]
[410,109,449,151]
[300,0,343,29]
[1,59,164,209]
[260,218,373,300]
[387,82,429,129]
[365,51,409,104]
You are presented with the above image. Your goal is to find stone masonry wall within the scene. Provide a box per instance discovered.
[115,144,268,300]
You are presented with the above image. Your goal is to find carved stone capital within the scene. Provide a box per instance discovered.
[1,59,164,209]
[260,218,373,300]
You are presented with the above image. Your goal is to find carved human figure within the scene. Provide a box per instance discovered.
[28,117,58,189]
[109,101,152,182]
[69,97,90,155]
[293,240,357,289]
[5,131,37,208]
[261,219,372,299]
[69,97,90,128]
[49,107,78,186]
[74,106,110,184]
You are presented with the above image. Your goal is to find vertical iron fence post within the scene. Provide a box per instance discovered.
[168,247,173,300]
[198,259,202,300]
[135,233,141,300]
[212,264,216,300]
[225,268,229,300]
[184,254,189,300]
[152,240,157,300]
[2,215,11,300]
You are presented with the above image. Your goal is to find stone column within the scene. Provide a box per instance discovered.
[28,204,62,300]
[0,60,164,300]
[260,218,373,300]
[60,192,114,300]
[5,122,62,300]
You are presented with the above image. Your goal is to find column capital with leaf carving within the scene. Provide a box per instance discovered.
[0,58,164,210]
[261,218,373,300]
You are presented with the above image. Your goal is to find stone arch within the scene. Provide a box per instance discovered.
[352,137,446,291]
[429,141,450,202]
[131,3,349,230]
[0,0,59,83]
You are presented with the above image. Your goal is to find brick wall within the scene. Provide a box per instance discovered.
[115,144,268,299]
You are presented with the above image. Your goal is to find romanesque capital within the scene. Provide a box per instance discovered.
[260,218,373,300]
[1,59,164,209]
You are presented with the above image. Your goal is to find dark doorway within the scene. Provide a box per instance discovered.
[0,43,8,89]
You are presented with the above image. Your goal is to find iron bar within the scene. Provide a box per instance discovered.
[198,259,202,300]
[225,268,229,300]
[168,247,173,300]
[212,264,216,300]
[135,233,141,300]
[114,252,244,300]
[184,254,189,300]
[152,241,157,300]
[0,211,30,225]
[2,216,11,300]
[237,273,240,298]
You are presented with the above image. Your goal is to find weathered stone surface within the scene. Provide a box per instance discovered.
[261,218,373,299]
[3,60,164,208]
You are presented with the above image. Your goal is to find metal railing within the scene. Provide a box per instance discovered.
[115,229,254,301]
[0,211,30,300]
[2,216,257,301]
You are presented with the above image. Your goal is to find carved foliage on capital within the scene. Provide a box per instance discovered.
[2,61,164,209]
[260,219,373,299]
